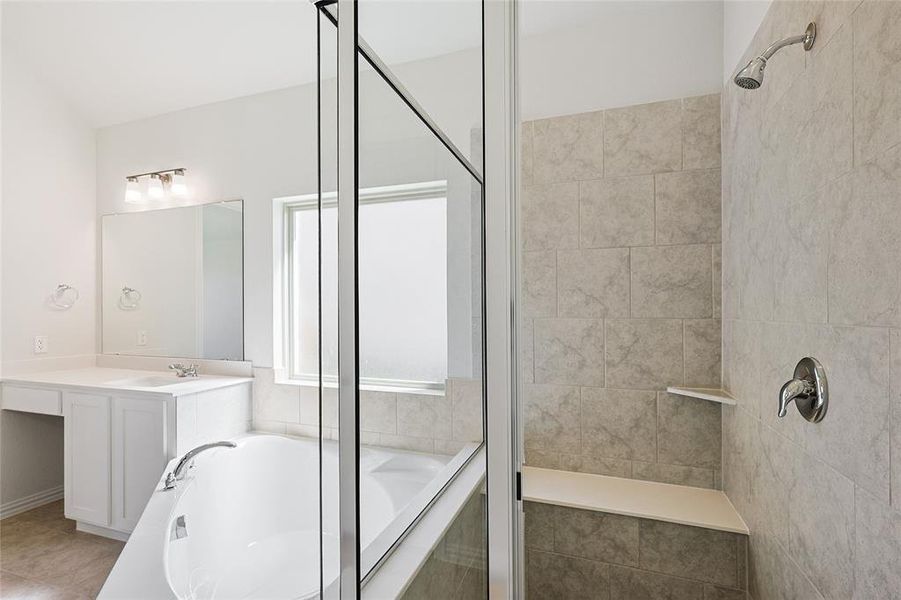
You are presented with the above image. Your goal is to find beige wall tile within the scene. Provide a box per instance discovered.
[609,565,705,599]
[360,390,396,434]
[520,318,535,384]
[655,169,722,245]
[558,453,632,478]
[522,250,557,318]
[829,146,901,327]
[853,0,901,166]
[579,175,655,248]
[713,244,722,319]
[534,318,605,386]
[748,530,823,600]
[581,387,657,462]
[605,99,682,176]
[523,501,555,551]
[532,110,604,183]
[632,461,715,489]
[554,506,640,566]
[606,319,683,390]
[527,549,610,599]
[682,94,722,170]
[521,182,579,251]
[639,520,741,587]
[892,329,901,510]
[557,248,630,318]
[684,319,722,388]
[656,392,721,470]
[523,384,581,454]
[854,486,901,599]
[520,120,534,186]
[396,393,452,440]
[450,377,483,443]
[631,245,713,319]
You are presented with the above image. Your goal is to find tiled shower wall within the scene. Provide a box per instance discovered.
[722,0,901,597]
[520,94,724,489]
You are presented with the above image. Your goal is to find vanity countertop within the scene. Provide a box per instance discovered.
[2,367,253,396]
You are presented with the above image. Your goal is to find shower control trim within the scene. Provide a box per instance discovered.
[778,357,828,423]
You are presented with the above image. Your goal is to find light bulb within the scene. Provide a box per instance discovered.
[170,169,188,197]
[124,177,142,204]
[147,174,164,199]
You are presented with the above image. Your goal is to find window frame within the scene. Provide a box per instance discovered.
[282,179,449,393]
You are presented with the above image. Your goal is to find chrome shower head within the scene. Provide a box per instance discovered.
[734,57,766,89]
[733,22,816,90]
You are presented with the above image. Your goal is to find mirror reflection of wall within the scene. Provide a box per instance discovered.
[101,200,244,360]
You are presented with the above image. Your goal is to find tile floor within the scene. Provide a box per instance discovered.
[0,500,124,599]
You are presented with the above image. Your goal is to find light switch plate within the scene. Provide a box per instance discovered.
[137,330,147,346]
[33,335,48,354]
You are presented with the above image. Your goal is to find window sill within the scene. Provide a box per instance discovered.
[272,372,445,397]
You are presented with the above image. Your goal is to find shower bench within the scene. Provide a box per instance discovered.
[522,467,749,599]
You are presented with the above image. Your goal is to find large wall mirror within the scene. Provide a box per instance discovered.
[101,200,244,360]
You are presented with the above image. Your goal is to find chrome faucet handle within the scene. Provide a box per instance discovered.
[168,363,198,377]
[778,357,828,423]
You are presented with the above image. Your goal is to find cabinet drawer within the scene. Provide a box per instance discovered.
[2,385,62,415]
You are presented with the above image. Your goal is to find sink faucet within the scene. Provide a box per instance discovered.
[169,363,198,377]
[163,441,236,490]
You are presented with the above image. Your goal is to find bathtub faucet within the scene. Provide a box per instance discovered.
[163,441,237,490]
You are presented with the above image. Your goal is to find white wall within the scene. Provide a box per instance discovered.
[520,1,724,120]
[723,0,773,79]
[0,47,95,509]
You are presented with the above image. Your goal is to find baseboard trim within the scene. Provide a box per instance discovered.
[76,521,130,542]
[0,485,64,520]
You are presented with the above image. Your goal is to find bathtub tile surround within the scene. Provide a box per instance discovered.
[521,92,723,489]
[252,368,482,456]
[722,0,901,597]
[524,501,747,599]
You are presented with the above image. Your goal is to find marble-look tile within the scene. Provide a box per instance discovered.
[746,422,793,549]
[656,392,722,470]
[450,378,483,443]
[892,329,901,510]
[527,550,610,600]
[631,245,713,319]
[581,387,657,462]
[773,180,832,324]
[579,175,655,248]
[854,487,901,599]
[853,0,901,166]
[748,530,824,600]
[605,100,682,176]
[631,461,715,490]
[788,448,855,600]
[558,453,632,478]
[532,110,604,183]
[523,384,581,454]
[554,506,640,566]
[655,169,722,245]
[522,250,557,318]
[682,94,722,170]
[252,367,299,423]
[609,565,704,600]
[534,319,605,386]
[556,248,630,318]
[523,501,555,551]
[799,324,891,503]
[639,520,740,587]
[520,120,534,186]
[520,318,535,384]
[829,146,901,327]
[713,245,722,319]
[703,585,747,600]
[525,447,562,470]
[360,390,396,434]
[521,182,579,251]
[396,393,452,440]
[684,319,722,388]
[606,319,683,390]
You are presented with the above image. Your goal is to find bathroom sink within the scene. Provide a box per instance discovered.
[106,375,186,388]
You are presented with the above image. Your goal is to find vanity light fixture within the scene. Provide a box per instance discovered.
[123,168,189,204]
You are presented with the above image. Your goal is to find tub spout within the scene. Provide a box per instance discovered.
[163,441,237,490]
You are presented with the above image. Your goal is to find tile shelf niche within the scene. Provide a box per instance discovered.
[666,386,737,406]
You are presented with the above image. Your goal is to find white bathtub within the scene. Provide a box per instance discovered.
[100,433,466,599]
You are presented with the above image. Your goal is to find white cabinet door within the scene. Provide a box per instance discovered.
[63,392,111,526]
[111,396,168,532]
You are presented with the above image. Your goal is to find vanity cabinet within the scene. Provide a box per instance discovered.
[63,392,112,526]
[2,373,251,539]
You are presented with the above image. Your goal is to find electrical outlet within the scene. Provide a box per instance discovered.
[33,335,48,354]
[137,330,147,346]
